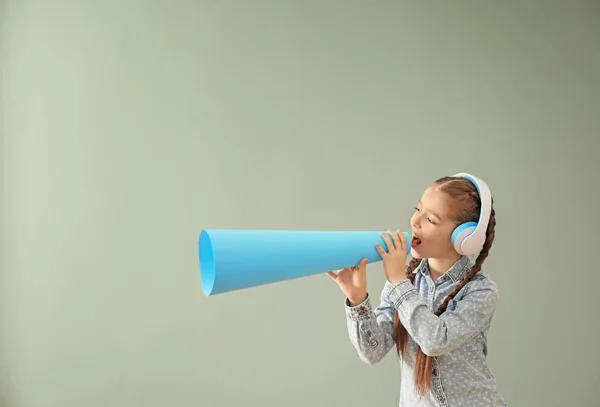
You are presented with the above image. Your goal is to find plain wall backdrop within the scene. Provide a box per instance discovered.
[1,1,599,406]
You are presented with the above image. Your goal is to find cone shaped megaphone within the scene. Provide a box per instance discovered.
[198,229,411,296]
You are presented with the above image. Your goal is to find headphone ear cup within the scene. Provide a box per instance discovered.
[451,222,477,254]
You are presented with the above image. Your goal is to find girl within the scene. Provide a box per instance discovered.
[327,174,507,406]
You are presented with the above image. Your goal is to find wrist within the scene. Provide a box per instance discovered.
[387,273,408,286]
[348,292,367,306]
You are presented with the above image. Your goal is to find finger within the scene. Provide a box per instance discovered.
[397,229,407,251]
[380,231,395,252]
[389,229,401,250]
[375,243,386,256]
[326,271,338,280]
[358,258,368,272]
[346,265,362,275]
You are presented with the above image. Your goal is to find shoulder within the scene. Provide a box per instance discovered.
[469,271,498,288]
[458,270,500,301]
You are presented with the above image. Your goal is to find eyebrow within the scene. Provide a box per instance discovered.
[418,200,443,220]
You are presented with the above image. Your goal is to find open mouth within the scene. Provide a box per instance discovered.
[411,235,422,247]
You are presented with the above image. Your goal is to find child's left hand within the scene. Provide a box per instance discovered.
[375,229,408,286]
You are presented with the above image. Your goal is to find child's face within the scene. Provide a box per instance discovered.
[409,185,460,259]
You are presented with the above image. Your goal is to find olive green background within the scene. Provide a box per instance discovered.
[1,1,598,406]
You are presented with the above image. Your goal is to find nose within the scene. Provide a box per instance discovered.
[410,211,421,229]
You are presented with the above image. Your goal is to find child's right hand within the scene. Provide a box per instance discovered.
[326,258,368,306]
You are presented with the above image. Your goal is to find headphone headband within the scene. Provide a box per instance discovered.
[451,173,493,255]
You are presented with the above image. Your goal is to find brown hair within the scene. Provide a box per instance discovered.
[392,176,497,396]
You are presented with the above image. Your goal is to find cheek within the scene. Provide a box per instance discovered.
[436,229,455,247]
[425,225,453,246]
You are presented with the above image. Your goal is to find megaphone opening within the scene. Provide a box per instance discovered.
[197,229,411,296]
[199,230,216,296]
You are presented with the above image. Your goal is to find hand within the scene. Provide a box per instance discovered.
[327,258,368,306]
[376,229,408,286]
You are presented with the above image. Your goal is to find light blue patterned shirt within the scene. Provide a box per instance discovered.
[345,255,507,406]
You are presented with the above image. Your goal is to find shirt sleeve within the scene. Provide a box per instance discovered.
[344,288,398,365]
[385,277,499,357]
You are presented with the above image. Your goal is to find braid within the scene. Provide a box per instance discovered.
[392,177,497,397]
[393,257,422,354]
[406,257,421,282]
[435,207,496,316]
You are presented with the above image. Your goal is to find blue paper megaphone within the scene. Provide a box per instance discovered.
[198,229,411,296]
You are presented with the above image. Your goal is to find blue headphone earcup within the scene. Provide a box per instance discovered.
[451,221,478,249]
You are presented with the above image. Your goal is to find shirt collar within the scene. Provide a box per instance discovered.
[417,255,472,283]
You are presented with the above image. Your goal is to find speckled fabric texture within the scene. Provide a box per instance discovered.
[345,255,507,406]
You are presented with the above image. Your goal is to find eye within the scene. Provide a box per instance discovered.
[414,207,420,212]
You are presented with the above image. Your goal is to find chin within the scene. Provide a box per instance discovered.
[410,246,425,259]
[410,244,452,260]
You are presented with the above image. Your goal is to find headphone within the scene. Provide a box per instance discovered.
[450,173,493,255]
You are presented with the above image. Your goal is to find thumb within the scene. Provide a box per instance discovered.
[359,258,368,272]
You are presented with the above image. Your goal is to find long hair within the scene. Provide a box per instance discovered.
[392,176,497,396]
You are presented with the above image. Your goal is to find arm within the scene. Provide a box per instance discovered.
[345,288,398,365]
[386,277,499,357]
